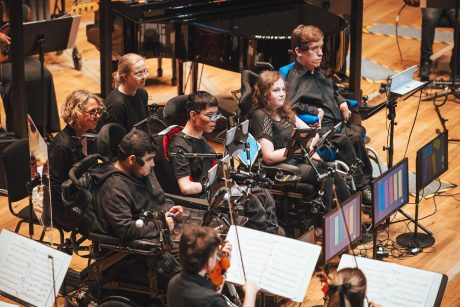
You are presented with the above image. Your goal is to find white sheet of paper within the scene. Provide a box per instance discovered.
[225,226,321,302]
[339,254,443,307]
[0,230,71,307]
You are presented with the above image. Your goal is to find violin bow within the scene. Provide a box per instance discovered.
[221,158,247,282]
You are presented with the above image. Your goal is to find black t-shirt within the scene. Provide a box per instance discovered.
[167,272,227,307]
[169,131,215,185]
[249,109,294,150]
[101,87,148,132]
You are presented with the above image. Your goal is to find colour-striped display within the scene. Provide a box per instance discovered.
[324,193,362,263]
[417,132,448,192]
[372,159,409,226]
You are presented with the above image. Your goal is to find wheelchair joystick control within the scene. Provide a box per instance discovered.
[275,170,284,181]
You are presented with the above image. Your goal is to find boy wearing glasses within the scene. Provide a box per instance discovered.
[168,91,282,235]
[286,24,373,205]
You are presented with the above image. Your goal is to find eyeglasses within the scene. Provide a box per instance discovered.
[84,108,106,118]
[133,69,150,79]
[198,111,222,121]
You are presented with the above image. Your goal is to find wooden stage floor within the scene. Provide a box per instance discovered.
[1,0,460,306]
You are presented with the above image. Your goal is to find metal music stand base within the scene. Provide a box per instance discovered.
[396,232,435,249]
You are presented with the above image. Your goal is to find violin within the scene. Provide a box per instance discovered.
[208,252,230,288]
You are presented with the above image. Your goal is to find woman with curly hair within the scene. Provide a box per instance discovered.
[49,89,104,230]
[248,70,350,210]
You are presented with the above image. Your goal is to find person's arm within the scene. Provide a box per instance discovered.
[242,280,259,307]
[102,187,162,240]
[258,137,287,165]
[177,176,203,196]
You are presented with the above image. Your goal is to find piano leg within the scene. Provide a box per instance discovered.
[172,58,177,86]
[178,60,184,95]
[192,62,198,92]
[157,58,163,78]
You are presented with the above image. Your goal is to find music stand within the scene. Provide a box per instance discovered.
[22,16,80,137]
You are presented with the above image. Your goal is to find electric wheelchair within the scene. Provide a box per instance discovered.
[60,154,222,307]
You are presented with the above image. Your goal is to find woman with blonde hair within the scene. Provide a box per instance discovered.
[325,268,380,307]
[49,89,104,230]
[100,53,150,132]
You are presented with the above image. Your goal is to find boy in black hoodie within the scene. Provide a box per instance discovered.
[95,129,183,241]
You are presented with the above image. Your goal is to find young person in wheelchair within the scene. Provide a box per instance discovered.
[248,70,351,212]
[167,225,258,307]
[166,91,283,235]
[94,129,183,241]
[286,24,373,204]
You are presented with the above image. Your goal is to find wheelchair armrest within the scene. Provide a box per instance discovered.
[298,114,319,125]
[262,163,302,185]
[165,193,209,210]
[89,233,161,254]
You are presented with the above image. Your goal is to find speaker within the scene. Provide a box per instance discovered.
[0,138,20,196]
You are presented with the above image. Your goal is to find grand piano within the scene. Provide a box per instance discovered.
[94,0,356,96]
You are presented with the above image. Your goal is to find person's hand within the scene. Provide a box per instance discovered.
[309,108,323,129]
[339,102,351,123]
[168,205,183,219]
[0,32,10,46]
[220,240,232,260]
[310,151,323,162]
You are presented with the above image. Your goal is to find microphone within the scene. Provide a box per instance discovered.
[135,210,153,228]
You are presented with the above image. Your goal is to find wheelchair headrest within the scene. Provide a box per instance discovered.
[95,123,127,160]
[163,95,190,125]
[69,154,109,187]
[239,70,259,119]
[156,125,182,162]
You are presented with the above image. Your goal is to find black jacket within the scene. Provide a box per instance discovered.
[94,165,166,241]
[49,125,84,230]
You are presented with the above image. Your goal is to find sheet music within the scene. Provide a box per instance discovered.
[0,230,72,307]
[225,226,321,302]
[339,254,443,307]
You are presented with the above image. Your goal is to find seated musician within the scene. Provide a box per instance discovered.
[94,129,183,240]
[168,91,283,235]
[167,225,258,307]
[285,24,373,205]
[324,268,381,307]
[49,89,104,231]
[248,70,350,210]
[99,53,149,132]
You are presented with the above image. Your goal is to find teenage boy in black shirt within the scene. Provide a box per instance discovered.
[168,91,282,234]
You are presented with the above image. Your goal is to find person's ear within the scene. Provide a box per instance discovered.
[128,154,137,166]
[190,110,197,119]
[294,47,302,57]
